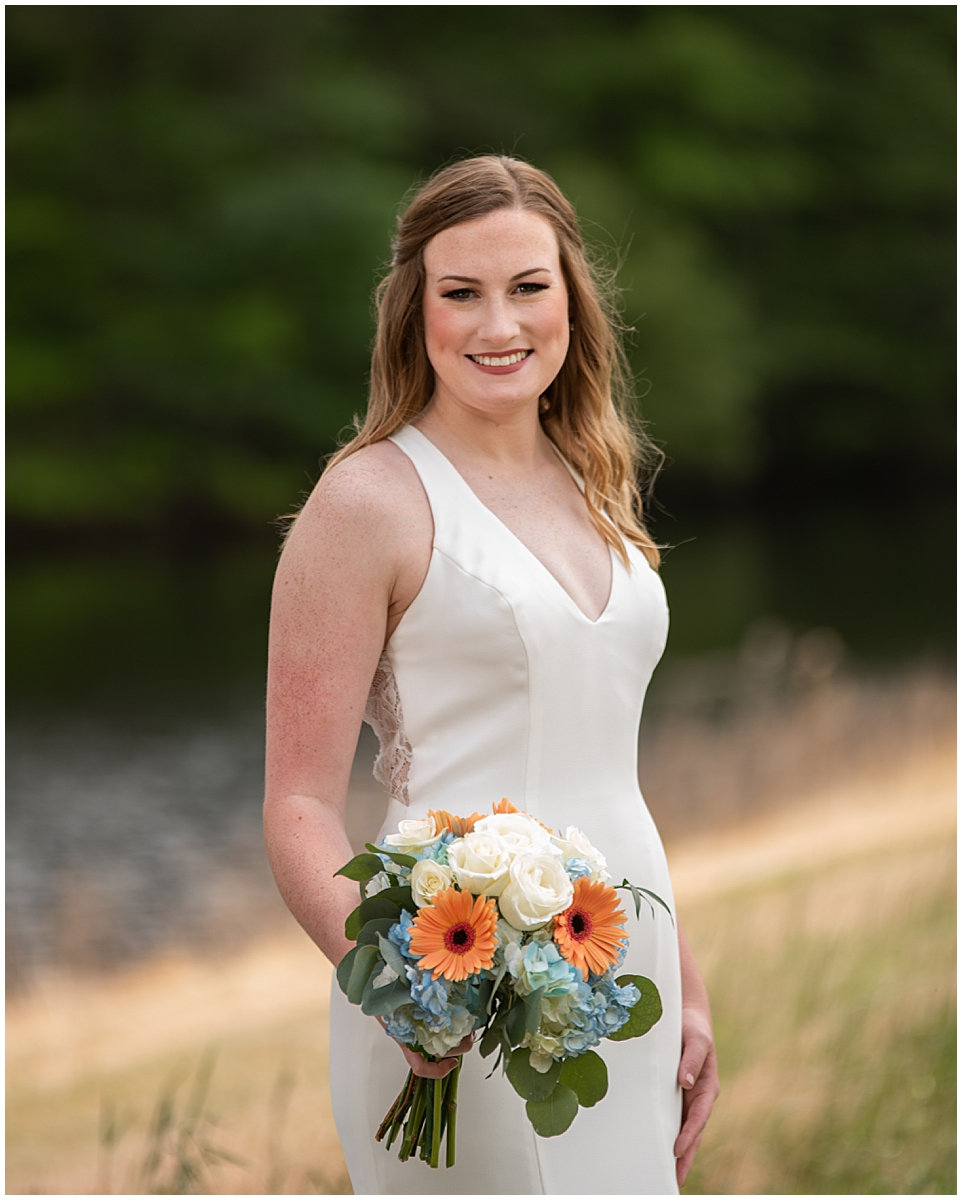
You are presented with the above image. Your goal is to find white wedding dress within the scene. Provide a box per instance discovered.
[329,424,682,1194]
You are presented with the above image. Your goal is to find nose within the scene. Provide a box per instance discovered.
[477,296,520,344]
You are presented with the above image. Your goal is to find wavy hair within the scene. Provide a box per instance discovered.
[327,155,663,568]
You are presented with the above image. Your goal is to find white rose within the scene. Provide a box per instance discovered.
[381,817,440,853]
[447,832,513,896]
[409,859,456,907]
[497,852,574,931]
[550,825,611,882]
[473,813,556,861]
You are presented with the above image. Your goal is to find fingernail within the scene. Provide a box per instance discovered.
[684,1072,695,1087]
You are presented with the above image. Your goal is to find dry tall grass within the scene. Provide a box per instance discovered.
[6,662,956,1195]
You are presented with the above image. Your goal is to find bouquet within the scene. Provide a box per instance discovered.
[335,798,671,1168]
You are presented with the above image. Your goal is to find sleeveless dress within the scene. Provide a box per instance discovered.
[329,424,682,1195]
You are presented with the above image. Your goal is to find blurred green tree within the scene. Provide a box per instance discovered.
[6,6,954,543]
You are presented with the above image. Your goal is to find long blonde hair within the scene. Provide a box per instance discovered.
[328,155,663,569]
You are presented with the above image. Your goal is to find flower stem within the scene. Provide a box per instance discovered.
[445,1057,462,1168]
[398,1079,427,1162]
[376,1070,415,1145]
[430,1073,444,1167]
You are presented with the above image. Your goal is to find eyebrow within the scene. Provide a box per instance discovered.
[436,267,552,284]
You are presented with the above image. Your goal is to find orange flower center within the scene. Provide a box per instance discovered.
[444,922,476,953]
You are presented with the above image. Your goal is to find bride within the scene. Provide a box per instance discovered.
[264,154,718,1194]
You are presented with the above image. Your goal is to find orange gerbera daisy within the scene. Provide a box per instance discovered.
[553,877,629,979]
[428,808,482,837]
[409,889,499,982]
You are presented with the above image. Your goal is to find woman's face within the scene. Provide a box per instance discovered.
[421,208,570,422]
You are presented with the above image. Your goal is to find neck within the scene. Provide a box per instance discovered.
[415,399,551,470]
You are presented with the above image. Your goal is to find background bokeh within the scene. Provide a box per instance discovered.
[6,6,956,1196]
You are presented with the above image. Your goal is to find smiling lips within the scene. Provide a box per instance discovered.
[466,350,532,369]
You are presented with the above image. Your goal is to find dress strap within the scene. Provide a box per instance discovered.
[387,424,480,546]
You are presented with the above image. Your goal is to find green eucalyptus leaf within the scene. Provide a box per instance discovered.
[506,1048,563,1101]
[525,1085,579,1137]
[485,959,509,1015]
[344,886,413,940]
[360,973,412,1017]
[475,975,496,1015]
[559,1050,608,1107]
[608,975,663,1041]
[377,932,411,978]
[365,843,418,869]
[479,1019,505,1059]
[335,944,360,996]
[522,987,546,1037]
[334,853,385,883]
[504,999,529,1049]
[346,943,379,1005]
[355,916,399,948]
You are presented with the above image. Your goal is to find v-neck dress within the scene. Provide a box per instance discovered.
[328,423,682,1195]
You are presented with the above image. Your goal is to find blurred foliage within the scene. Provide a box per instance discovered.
[7,6,955,544]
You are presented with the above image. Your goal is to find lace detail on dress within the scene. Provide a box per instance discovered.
[363,652,412,805]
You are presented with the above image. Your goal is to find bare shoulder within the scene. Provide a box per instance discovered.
[278,441,432,628]
[288,440,430,555]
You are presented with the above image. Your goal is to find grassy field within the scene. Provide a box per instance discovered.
[6,741,955,1195]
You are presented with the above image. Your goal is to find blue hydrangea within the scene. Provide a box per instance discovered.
[560,1025,599,1054]
[412,999,473,1036]
[506,940,581,998]
[587,974,640,1036]
[387,910,419,960]
[564,856,593,880]
[409,969,449,1017]
[410,832,456,866]
[384,1007,416,1043]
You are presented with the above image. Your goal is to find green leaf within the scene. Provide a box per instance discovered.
[377,932,410,978]
[346,943,379,1005]
[525,1085,579,1137]
[365,843,418,870]
[479,1019,505,1059]
[504,999,529,1049]
[335,944,360,996]
[354,916,399,948]
[616,880,675,926]
[485,958,509,1015]
[506,1048,562,1101]
[334,852,385,883]
[608,975,663,1041]
[559,1050,608,1107]
[475,975,496,1015]
[344,886,413,940]
[522,987,546,1037]
[360,973,412,1017]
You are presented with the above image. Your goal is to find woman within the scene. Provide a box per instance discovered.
[264,155,718,1194]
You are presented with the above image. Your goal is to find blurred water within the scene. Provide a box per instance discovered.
[5,500,954,990]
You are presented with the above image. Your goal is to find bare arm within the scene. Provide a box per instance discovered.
[263,446,467,1079]
[263,445,421,967]
[674,918,719,1188]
